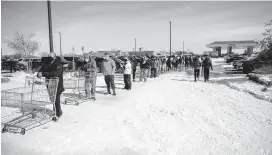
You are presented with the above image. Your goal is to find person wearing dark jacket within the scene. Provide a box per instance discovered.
[131,56,138,82]
[185,56,189,68]
[37,52,64,117]
[192,56,202,82]
[166,57,172,71]
[84,54,97,99]
[202,54,213,82]
[101,53,116,95]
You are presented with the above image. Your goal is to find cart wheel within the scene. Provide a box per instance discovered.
[52,117,58,122]
[21,128,25,135]
[2,126,7,133]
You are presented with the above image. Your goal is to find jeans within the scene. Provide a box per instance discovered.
[124,74,132,89]
[132,69,136,81]
[104,75,115,93]
[151,68,157,78]
[55,91,62,116]
[204,68,210,81]
[140,69,148,82]
[85,72,97,97]
[194,69,200,81]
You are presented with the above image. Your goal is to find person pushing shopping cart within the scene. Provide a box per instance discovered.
[37,52,64,118]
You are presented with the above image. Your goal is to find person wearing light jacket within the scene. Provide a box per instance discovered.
[84,54,97,99]
[101,53,116,95]
[123,57,132,90]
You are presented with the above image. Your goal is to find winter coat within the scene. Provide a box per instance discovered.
[202,57,213,69]
[140,58,150,69]
[123,61,132,74]
[185,57,189,63]
[101,58,116,76]
[166,59,172,67]
[85,58,97,73]
[131,59,138,69]
[38,57,64,93]
[192,58,202,69]
[150,59,158,69]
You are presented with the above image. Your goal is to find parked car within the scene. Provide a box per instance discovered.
[226,54,246,63]
[210,53,219,58]
[242,51,272,74]
[233,53,260,70]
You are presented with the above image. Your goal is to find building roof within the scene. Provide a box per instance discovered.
[207,40,258,48]
[209,40,257,45]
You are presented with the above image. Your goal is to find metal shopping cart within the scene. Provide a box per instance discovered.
[1,76,59,135]
[63,71,90,105]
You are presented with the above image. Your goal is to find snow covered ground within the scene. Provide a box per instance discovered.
[1,66,272,154]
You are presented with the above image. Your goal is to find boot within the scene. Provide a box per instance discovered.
[112,90,116,96]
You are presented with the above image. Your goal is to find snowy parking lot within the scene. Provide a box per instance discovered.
[1,58,272,155]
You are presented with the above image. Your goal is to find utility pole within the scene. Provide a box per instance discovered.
[58,32,62,58]
[183,41,184,53]
[134,38,136,52]
[72,46,75,71]
[47,0,54,53]
[169,21,172,56]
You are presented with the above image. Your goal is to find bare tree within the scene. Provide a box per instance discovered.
[4,31,40,58]
[259,20,272,52]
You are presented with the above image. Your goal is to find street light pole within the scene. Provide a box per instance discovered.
[47,0,54,53]
[58,32,62,58]
[169,21,172,56]
[134,38,136,52]
[183,41,184,53]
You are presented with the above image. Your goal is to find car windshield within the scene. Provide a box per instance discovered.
[248,53,260,60]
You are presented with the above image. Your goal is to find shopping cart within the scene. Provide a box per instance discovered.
[63,71,96,105]
[1,76,59,135]
[63,71,88,105]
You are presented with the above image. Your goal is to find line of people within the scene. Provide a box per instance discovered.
[37,52,213,118]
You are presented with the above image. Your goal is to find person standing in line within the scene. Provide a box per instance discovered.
[101,53,116,95]
[192,56,202,82]
[123,57,132,90]
[166,57,172,71]
[131,56,138,82]
[150,56,157,78]
[37,52,64,118]
[157,57,161,76]
[139,55,149,82]
[185,56,189,68]
[202,54,213,82]
[84,54,97,100]
[155,57,159,77]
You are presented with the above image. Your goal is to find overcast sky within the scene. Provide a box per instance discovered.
[1,1,272,55]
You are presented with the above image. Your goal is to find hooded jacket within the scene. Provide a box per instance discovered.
[101,58,116,76]
[140,58,150,69]
[85,58,97,73]
[202,57,213,69]
[193,58,202,69]
[38,56,64,93]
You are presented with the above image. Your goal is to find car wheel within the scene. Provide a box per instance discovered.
[243,65,249,74]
